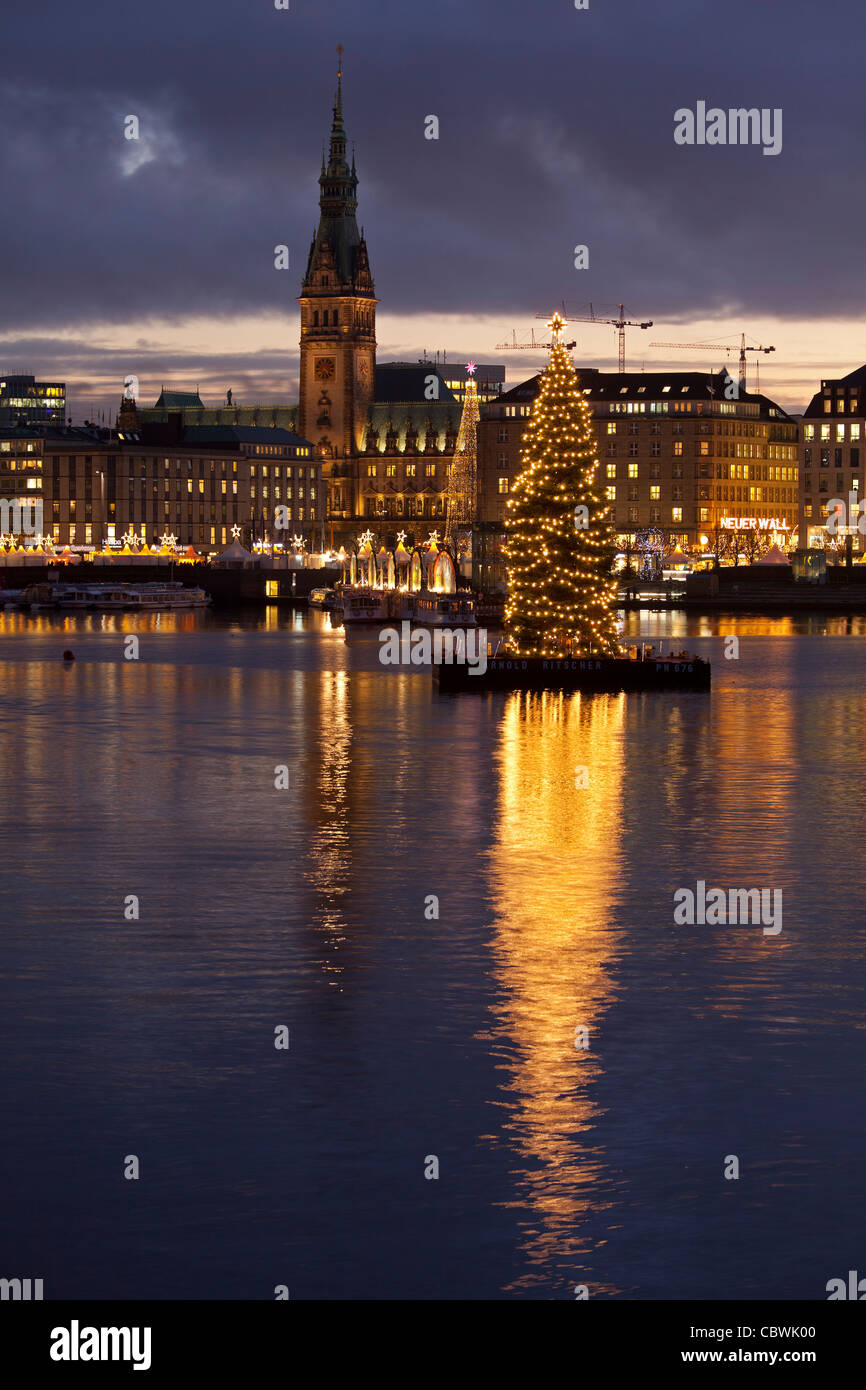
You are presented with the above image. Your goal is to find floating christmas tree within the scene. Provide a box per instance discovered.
[444,362,480,548]
[505,314,620,657]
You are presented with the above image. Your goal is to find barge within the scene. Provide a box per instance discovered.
[434,643,711,693]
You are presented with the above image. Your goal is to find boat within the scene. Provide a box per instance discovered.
[389,589,477,627]
[308,586,340,610]
[336,586,390,625]
[52,582,209,611]
[434,641,711,693]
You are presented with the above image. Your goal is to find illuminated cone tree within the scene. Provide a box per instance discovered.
[505,314,620,657]
[445,362,480,545]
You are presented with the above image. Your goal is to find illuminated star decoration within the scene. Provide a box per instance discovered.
[358,529,374,549]
[546,311,565,344]
[396,530,407,547]
[427,529,440,548]
[465,361,477,376]
[292,534,304,550]
[231,524,241,539]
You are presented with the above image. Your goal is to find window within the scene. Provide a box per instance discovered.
[628,463,639,478]
[650,422,661,435]
[426,464,436,477]
[605,485,616,501]
[497,427,508,443]
[852,423,861,442]
[607,422,617,435]
[672,506,683,522]
[852,448,860,469]
[628,485,638,501]
[628,442,638,458]
[606,463,616,479]
[804,448,812,467]
[498,478,509,494]
[367,465,377,477]
[650,506,660,523]
[650,462,660,479]
[606,442,616,457]
[673,441,683,456]
[837,424,846,442]
[650,485,660,501]
[386,465,396,477]
[405,463,416,477]
[628,506,639,523]
[628,421,639,436]
[651,440,660,457]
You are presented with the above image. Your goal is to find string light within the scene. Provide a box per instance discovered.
[504,329,621,659]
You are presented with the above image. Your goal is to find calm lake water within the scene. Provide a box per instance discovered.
[2,606,865,1300]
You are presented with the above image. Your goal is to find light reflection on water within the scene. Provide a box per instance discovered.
[1,608,865,1298]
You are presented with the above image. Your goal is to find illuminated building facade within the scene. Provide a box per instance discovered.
[0,375,66,427]
[0,424,320,549]
[799,365,866,552]
[478,368,798,571]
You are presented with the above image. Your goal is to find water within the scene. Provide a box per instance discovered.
[1,607,864,1300]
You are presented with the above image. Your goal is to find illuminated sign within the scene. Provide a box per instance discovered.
[719,516,790,531]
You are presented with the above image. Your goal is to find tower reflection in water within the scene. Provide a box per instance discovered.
[484,689,627,1296]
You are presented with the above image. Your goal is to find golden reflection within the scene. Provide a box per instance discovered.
[485,690,626,1295]
[303,669,353,982]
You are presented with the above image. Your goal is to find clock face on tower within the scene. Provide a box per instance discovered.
[315,357,335,381]
[356,357,370,383]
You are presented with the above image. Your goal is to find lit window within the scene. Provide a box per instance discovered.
[650,485,660,501]
[628,463,638,478]
[606,463,616,479]
[607,422,617,435]
[672,506,683,522]
[605,485,616,501]
[498,478,509,494]
[673,441,683,456]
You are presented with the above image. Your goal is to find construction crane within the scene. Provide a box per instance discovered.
[496,326,577,352]
[649,334,775,391]
[536,303,653,372]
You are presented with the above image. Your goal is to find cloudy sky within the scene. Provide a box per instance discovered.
[1,0,863,419]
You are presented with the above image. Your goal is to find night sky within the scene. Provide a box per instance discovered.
[1,0,862,416]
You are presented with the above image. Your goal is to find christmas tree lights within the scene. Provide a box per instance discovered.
[504,315,621,658]
[444,363,480,545]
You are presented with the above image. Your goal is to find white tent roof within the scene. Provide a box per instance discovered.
[756,544,790,565]
[218,537,253,561]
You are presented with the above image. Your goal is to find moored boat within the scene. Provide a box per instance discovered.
[336,586,389,625]
[308,586,340,610]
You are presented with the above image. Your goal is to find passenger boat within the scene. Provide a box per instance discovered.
[390,589,477,627]
[335,586,390,625]
[52,582,209,611]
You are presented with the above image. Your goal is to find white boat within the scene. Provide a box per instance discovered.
[400,590,477,627]
[336,586,389,625]
[53,582,209,611]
